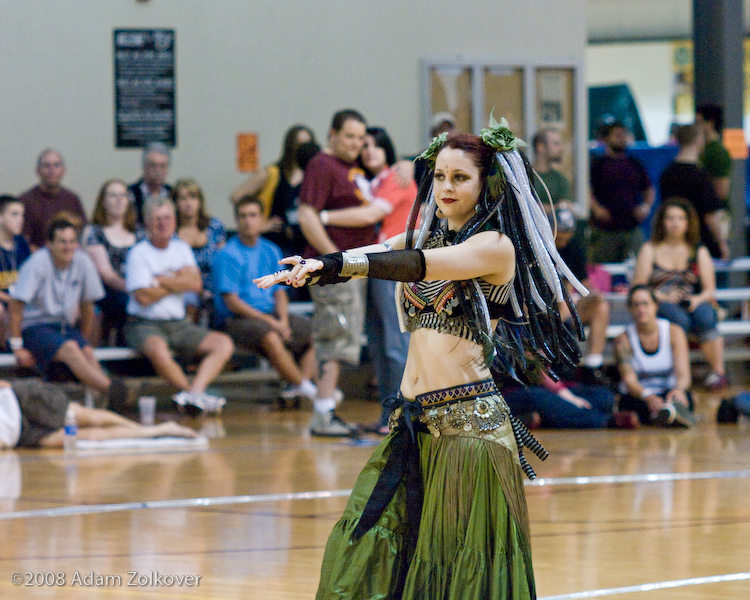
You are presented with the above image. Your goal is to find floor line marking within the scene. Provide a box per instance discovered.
[540,571,750,599]
[1,469,748,521]
[527,469,750,487]
[0,489,354,521]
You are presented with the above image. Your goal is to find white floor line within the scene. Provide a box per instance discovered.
[1,469,749,521]
[527,469,750,487]
[0,489,354,521]
[540,572,750,599]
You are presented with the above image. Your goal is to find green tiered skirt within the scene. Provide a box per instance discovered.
[315,418,536,600]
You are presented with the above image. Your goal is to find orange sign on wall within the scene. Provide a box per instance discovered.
[237,132,258,172]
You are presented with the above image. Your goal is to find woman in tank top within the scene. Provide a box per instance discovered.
[230,124,317,258]
[615,285,695,427]
[632,196,727,390]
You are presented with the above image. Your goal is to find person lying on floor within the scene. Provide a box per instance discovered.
[0,378,197,449]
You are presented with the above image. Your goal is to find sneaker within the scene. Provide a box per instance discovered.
[655,403,676,427]
[704,372,728,391]
[670,402,696,428]
[173,391,203,417]
[309,410,358,438]
[280,379,317,401]
[196,391,226,414]
[172,391,226,416]
[717,398,739,424]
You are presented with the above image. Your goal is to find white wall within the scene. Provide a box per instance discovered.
[0,0,585,224]
[586,42,676,146]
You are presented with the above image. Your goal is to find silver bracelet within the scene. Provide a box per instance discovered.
[340,252,370,278]
[9,337,23,352]
[319,210,329,225]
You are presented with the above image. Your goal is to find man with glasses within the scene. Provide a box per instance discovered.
[128,142,173,224]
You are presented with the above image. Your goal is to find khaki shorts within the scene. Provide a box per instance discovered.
[226,313,312,359]
[309,278,366,365]
[125,316,209,360]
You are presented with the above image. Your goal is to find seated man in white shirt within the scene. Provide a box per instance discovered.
[124,198,234,415]
[9,217,127,408]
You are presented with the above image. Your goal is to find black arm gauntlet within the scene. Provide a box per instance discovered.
[311,249,426,286]
[367,249,426,281]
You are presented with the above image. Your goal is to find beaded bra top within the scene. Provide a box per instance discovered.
[401,229,513,343]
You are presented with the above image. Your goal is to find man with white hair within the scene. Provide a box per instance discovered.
[128,142,173,223]
[125,197,234,415]
[19,148,87,250]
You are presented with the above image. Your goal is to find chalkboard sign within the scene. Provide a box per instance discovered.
[114,29,176,148]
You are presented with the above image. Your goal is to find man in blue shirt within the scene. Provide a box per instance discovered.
[213,196,317,407]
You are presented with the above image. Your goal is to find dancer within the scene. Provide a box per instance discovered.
[257,119,586,599]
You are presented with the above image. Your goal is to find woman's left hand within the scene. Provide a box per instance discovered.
[253,255,324,289]
[687,296,700,312]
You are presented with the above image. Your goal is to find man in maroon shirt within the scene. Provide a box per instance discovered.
[19,149,87,250]
[298,109,375,437]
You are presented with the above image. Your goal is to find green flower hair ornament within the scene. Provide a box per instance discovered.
[417,115,526,171]
[480,114,527,152]
[416,131,448,169]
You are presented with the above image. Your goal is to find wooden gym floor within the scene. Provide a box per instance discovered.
[1,371,749,599]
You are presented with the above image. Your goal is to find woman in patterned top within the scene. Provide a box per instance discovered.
[258,124,586,600]
[632,196,727,390]
[173,178,226,323]
[84,179,143,345]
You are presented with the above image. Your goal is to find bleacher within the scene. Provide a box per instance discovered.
[599,257,750,363]
[2,257,749,401]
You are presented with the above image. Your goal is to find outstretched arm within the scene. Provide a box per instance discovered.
[255,231,514,289]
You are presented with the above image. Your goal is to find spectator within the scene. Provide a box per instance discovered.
[213,196,317,401]
[589,121,655,264]
[128,142,173,224]
[8,217,126,407]
[695,103,732,209]
[550,207,610,382]
[83,179,144,346]
[658,124,728,259]
[19,149,87,251]
[532,127,572,206]
[297,108,375,437]
[0,378,196,449]
[632,197,727,390]
[502,372,639,430]
[231,125,317,258]
[430,111,456,137]
[320,126,416,434]
[615,285,695,427]
[173,178,226,323]
[124,198,234,415]
[0,196,31,347]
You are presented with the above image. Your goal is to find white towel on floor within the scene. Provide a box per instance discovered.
[75,436,209,450]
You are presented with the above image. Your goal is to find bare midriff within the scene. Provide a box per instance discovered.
[399,322,497,399]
